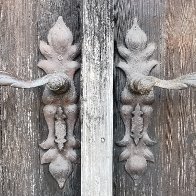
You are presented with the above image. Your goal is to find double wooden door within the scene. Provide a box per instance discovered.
[0,0,196,195]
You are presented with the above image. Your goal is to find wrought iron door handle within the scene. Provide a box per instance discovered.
[116,18,196,186]
[0,16,80,188]
[127,72,196,94]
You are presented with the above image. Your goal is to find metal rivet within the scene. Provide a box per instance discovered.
[101,138,105,143]
[58,55,63,61]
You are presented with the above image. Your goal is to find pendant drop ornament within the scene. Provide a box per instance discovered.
[116,18,196,185]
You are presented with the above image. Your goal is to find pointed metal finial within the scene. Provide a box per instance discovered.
[133,18,138,25]
[125,17,147,51]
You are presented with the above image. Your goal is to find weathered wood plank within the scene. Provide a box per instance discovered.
[81,0,114,195]
[159,0,196,195]
[0,1,42,195]
[0,0,81,195]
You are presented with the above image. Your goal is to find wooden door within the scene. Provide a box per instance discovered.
[0,0,196,196]
[0,0,81,195]
[114,0,196,196]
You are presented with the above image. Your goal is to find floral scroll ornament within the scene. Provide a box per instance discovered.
[117,18,196,185]
[0,16,80,188]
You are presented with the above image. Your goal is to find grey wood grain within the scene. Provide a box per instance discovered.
[81,0,114,196]
[0,0,81,195]
[0,1,42,196]
[114,0,196,195]
[159,0,196,195]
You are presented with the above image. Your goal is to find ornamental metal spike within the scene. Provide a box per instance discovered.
[125,18,147,51]
[116,18,196,185]
[130,104,143,145]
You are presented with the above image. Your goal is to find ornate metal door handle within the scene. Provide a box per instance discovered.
[116,18,196,185]
[0,16,80,188]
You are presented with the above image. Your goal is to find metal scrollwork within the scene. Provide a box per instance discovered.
[0,16,80,188]
[116,18,196,185]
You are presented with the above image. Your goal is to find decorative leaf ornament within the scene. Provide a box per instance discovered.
[0,16,80,188]
[117,18,196,185]
[38,16,80,188]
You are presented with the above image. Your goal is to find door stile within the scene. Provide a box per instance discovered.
[81,0,114,195]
